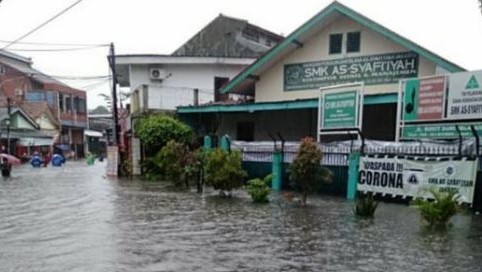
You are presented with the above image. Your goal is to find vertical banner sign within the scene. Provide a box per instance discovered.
[403,76,446,121]
[358,156,478,203]
[447,70,482,119]
[322,90,358,129]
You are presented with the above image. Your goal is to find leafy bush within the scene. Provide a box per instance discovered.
[246,174,272,203]
[354,194,378,217]
[412,189,461,228]
[134,114,194,156]
[204,149,247,196]
[157,140,188,188]
[289,137,323,206]
[184,148,204,192]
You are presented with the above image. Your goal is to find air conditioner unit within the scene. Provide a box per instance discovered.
[150,68,166,81]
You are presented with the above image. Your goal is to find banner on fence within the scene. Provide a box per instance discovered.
[358,156,478,203]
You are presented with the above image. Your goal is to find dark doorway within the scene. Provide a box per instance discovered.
[237,122,254,141]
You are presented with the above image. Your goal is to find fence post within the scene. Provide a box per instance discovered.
[347,151,360,200]
[272,151,283,191]
[203,135,213,150]
[220,135,231,151]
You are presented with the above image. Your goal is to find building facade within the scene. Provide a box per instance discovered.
[178,2,465,143]
[0,49,87,158]
[115,14,283,175]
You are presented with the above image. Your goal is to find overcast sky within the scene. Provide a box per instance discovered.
[0,0,481,110]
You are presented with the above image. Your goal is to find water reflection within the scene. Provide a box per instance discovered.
[0,162,481,271]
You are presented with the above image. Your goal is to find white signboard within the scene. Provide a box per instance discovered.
[358,156,478,203]
[447,70,482,119]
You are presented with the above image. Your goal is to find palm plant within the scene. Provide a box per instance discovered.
[354,193,378,217]
[412,189,460,228]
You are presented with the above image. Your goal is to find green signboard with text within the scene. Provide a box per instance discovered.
[285,51,419,91]
[322,90,358,129]
[403,123,482,139]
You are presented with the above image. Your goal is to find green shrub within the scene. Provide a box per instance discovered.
[246,174,272,203]
[204,149,247,196]
[289,137,323,206]
[134,114,194,156]
[184,148,204,192]
[157,140,188,188]
[354,194,378,217]
[412,189,461,228]
[140,158,163,181]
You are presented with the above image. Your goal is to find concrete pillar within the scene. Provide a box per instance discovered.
[272,151,283,191]
[203,135,213,150]
[347,152,361,200]
[220,135,230,151]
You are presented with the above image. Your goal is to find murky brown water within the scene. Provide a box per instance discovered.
[1,161,482,271]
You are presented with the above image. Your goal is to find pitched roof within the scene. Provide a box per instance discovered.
[221,1,465,94]
[0,106,39,129]
[172,14,283,58]
[20,101,59,127]
[0,49,32,64]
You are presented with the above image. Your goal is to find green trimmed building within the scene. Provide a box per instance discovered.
[178,2,464,142]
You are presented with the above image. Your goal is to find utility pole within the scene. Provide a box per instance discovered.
[6,97,10,154]
[107,42,122,176]
[108,42,119,146]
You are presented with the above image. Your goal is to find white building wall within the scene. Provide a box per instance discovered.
[129,63,246,111]
[255,16,439,102]
[132,137,141,175]
[37,115,57,130]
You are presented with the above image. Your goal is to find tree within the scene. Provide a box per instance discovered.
[134,114,194,156]
[156,140,188,188]
[289,137,323,206]
[204,149,247,196]
[89,105,110,115]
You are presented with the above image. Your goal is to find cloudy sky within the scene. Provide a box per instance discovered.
[0,0,481,109]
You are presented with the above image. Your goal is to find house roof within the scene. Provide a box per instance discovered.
[0,49,32,64]
[20,101,59,126]
[172,14,283,58]
[221,1,465,95]
[0,106,40,129]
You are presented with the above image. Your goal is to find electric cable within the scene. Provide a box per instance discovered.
[0,39,109,47]
[8,44,109,52]
[3,0,86,49]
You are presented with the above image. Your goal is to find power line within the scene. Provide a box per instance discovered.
[0,39,109,47]
[7,44,109,52]
[3,0,86,49]
[31,73,111,80]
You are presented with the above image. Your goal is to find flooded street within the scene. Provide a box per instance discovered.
[1,161,482,271]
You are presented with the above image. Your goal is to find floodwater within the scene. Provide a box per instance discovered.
[1,161,482,272]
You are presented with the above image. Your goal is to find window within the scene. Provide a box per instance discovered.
[214,77,229,102]
[65,96,72,112]
[347,32,361,53]
[329,33,343,54]
[242,28,260,42]
[58,93,64,112]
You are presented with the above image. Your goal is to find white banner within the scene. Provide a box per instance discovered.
[358,156,478,203]
[447,70,482,119]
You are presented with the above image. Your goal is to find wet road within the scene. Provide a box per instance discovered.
[1,161,482,271]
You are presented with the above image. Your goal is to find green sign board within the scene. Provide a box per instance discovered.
[284,51,419,91]
[403,123,482,139]
[322,90,358,129]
